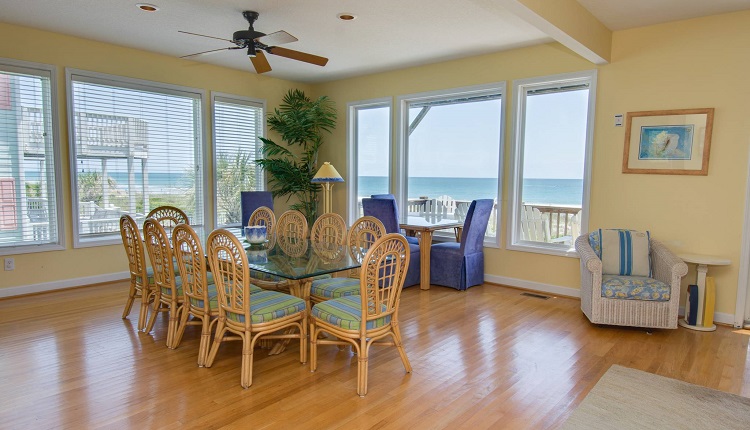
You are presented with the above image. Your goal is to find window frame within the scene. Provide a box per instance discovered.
[66,68,208,248]
[506,70,597,257]
[395,82,506,248]
[0,58,64,256]
[211,92,266,229]
[346,97,393,225]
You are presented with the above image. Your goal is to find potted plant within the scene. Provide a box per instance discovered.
[256,89,336,224]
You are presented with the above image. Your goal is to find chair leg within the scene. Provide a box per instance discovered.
[166,302,181,349]
[137,291,151,331]
[392,323,412,373]
[122,281,137,319]
[309,320,317,372]
[145,301,161,334]
[300,313,308,364]
[173,307,191,351]
[357,337,368,397]
[240,332,254,389]
[197,316,212,367]
[205,320,226,368]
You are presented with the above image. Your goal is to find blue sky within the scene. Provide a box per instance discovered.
[358,89,589,180]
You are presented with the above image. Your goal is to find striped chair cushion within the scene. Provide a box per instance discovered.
[310,277,360,300]
[311,296,390,330]
[160,276,183,297]
[189,283,264,309]
[249,269,285,283]
[226,290,305,324]
[599,229,651,277]
[601,275,670,301]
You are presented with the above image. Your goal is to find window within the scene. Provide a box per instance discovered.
[67,70,206,247]
[396,83,505,246]
[0,59,63,255]
[347,98,391,223]
[507,70,597,256]
[212,93,265,227]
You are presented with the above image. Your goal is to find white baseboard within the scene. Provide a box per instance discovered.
[0,271,129,298]
[483,274,581,298]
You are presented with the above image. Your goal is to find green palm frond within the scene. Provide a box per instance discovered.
[257,89,336,224]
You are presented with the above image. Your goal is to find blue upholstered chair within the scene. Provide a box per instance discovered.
[429,199,493,291]
[241,191,273,227]
[369,194,419,245]
[362,198,421,287]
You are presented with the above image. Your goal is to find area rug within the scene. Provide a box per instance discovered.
[562,364,750,429]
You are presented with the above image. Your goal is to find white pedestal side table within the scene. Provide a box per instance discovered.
[677,253,731,332]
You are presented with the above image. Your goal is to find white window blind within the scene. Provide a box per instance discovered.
[212,94,264,227]
[67,70,205,246]
[0,60,63,254]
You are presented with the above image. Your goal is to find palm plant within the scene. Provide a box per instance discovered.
[256,89,336,224]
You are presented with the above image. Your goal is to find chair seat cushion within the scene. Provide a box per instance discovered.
[311,277,360,300]
[406,235,419,245]
[311,296,390,330]
[160,276,183,297]
[249,269,286,283]
[601,275,670,302]
[227,290,305,324]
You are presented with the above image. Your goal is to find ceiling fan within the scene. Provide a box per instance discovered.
[179,10,328,74]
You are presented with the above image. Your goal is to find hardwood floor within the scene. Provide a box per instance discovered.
[1,281,749,429]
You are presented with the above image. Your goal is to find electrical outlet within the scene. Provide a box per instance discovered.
[4,257,14,271]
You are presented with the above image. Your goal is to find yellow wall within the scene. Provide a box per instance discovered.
[0,22,311,289]
[315,10,750,315]
[2,11,750,317]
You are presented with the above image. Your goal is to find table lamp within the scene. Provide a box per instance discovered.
[311,162,344,214]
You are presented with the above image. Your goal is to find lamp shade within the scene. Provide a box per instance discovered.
[311,162,344,183]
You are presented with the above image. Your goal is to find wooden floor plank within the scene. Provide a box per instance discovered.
[1,281,748,429]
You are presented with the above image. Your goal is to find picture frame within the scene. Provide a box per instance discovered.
[622,108,714,175]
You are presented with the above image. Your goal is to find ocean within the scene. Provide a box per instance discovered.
[359,176,582,206]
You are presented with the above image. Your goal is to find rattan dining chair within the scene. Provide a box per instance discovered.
[248,206,276,240]
[310,213,347,246]
[277,210,308,241]
[147,205,189,229]
[119,214,156,331]
[143,218,184,346]
[172,225,266,365]
[310,233,412,397]
[247,206,288,291]
[206,229,308,389]
[309,216,385,304]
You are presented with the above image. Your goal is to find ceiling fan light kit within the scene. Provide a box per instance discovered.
[179,10,328,74]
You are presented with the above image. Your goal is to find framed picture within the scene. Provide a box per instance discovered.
[622,108,714,175]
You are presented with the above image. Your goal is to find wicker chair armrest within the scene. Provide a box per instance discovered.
[575,234,602,274]
[650,239,688,284]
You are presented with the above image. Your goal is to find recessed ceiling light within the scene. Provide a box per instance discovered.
[337,13,357,21]
[137,3,159,12]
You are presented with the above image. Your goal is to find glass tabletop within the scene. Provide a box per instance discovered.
[244,239,360,280]
[401,215,464,230]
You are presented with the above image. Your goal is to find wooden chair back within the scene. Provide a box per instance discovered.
[249,206,277,247]
[359,234,410,334]
[120,214,148,282]
[172,223,210,314]
[207,229,252,330]
[143,218,179,300]
[277,210,308,249]
[347,216,386,278]
[147,205,189,229]
[311,213,347,246]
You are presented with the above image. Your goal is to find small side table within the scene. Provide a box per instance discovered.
[677,253,731,332]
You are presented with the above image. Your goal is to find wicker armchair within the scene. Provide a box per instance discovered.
[575,233,688,329]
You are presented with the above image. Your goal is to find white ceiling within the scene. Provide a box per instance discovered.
[1,0,749,83]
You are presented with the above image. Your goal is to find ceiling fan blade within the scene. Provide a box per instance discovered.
[255,30,298,46]
[267,46,328,67]
[180,47,241,58]
[178,30,234,43]
[250,50,272,74]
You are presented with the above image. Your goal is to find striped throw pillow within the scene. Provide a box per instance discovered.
[599,229,651,277]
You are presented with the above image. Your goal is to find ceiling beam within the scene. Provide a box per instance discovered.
[488,0,612,64]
